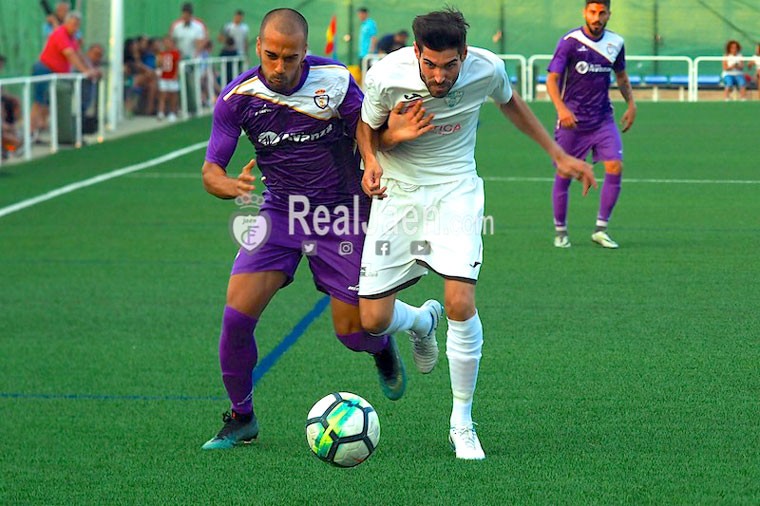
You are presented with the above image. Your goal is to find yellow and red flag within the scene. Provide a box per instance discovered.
[324,15,337,56]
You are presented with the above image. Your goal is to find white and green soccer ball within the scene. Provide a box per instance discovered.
[305,392,380,468]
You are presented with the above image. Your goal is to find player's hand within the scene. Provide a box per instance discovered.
[620,105,636,133]
[386,100,435,143]
[557,105,578,129]
[555,153,597,196]
[361,160,387,199]
[236,159,257,195]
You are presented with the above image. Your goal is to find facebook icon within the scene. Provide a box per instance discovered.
[375,240,391,256]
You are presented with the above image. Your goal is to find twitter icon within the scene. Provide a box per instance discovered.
[302,240,318,256]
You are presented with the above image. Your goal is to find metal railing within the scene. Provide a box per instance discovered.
[0,73,107,167]
[178,56,246,119]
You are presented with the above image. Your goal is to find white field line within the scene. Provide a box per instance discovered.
[0,142,207,219]
[482,176,760,184]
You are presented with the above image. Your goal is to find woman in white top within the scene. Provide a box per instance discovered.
[722,40,747,101]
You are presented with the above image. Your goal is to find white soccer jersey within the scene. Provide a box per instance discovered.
[361,46,512,185]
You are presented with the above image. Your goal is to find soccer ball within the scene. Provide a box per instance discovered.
[305,392,380,468]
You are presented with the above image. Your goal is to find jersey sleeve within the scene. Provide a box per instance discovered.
[547,37,570,74]
[338,73,364,138]
[488,56,513,104]
[204,95,241,170]
[613,43,626,73]
[360,68,389,130]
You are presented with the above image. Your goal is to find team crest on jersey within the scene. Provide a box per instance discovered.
[606,43,616,56]
[313,89,329,109]
[445,90,463,107]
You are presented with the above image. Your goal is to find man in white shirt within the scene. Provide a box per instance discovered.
[219,9,250,58]
[170,2,208,60]
[356,9,596,461]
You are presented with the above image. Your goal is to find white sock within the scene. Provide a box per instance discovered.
[446,311,483,428]
[377,300,425,336]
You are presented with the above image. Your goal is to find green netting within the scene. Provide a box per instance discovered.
[2,1,758,78]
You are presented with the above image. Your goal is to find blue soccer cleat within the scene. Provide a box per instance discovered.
[201,410,259,450]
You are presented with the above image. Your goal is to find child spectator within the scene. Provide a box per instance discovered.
[157,36,181,122]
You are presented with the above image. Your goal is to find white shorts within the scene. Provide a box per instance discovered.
[159,79,180,93]
[358,176,484,298]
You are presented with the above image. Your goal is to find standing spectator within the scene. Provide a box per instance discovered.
[157,36,181,122]
[357,7,377,62]
[123,37,158,116]
[170,2,208,60]
[219,36,239,85]
[376,30,409,55]
[42,1,71,42]
[31,11,99,134]
[81,43,104,116]
[218,9,249,59]
[722,40,747,101]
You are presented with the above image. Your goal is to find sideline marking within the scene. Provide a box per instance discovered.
[483,176,760,184]
[0,141,208,219]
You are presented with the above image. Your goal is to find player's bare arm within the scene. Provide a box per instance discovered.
[546,72,577,129]
[498,93,597,196]
[201,159,256,199]
[378,100,435,150]
[356,120,387,198]
[616,70,637,133]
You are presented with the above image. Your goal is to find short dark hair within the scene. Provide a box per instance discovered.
[412,9,468,54]
[260,8,309,41]
[586,0,611,7]
[235,9,244,16]
[358,7,368,13]
[181,2,193,14]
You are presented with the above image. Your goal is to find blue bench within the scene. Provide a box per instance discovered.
[536,74,547,85]
[697,75,721,87]
[669,75,689,87]
[644,75,669,86]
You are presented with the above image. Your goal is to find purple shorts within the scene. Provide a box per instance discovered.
[555,117,623,163]
[230,199,368,305]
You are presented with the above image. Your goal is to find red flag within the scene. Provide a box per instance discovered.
[324,15,337,55]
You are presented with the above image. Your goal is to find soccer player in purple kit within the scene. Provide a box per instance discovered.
[547,0,636,249]
[198,8,410,450]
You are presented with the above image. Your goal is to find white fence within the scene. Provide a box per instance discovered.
[179,56,246,119]
[0,73,105,167]
[362,53,734,103]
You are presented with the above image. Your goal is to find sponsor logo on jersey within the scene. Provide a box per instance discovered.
[445,90,464,107]
[257,124,334,146]
[575,61,611,75]
[577,45,588,52]
[432,123,461,135]
[404,93,423,100]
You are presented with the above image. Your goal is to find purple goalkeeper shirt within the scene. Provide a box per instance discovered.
[205,55,364,208]
[548,27,626,130]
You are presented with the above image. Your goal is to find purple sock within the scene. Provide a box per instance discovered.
[598,173,622,223]
[552,175,572,229]
[219,306,258,415]
[337,331,389,355]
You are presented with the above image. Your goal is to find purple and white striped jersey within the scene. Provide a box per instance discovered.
[205,56,364,207]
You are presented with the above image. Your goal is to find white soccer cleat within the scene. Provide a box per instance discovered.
[554,235,571,248]
[449,424,485,460]
[591,230,619,249]
[408,300,443,374]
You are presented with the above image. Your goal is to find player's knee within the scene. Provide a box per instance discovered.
[332,317,362,336]
[359,303,392,335]
[444,296,476,322]
[605,161,623,175]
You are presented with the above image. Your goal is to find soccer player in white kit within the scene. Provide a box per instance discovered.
[356,9,597,460]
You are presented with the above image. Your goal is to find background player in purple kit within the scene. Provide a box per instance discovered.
[198,8,407,450]
[547,0,637,249]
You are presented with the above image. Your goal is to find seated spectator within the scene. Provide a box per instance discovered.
[749,43,760,97]
[376,30,409,55]
[31,11,99,135]
[123,37,158,116]
[722,40,747,101]
[1,54,21,157]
